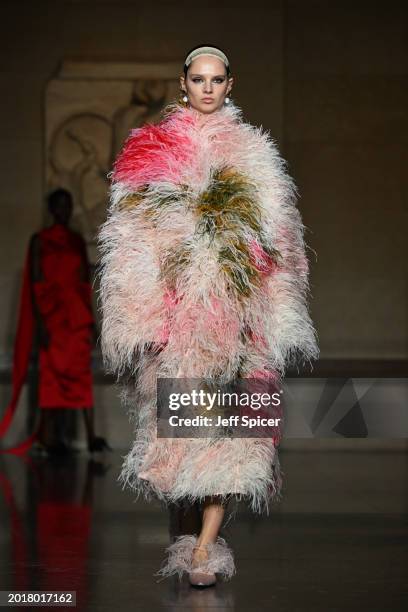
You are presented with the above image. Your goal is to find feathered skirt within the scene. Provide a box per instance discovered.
[117,351,283,517]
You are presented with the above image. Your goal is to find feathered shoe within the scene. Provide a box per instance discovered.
[154,534,236,586]
[189,542,217,587]
[155,534,197,582]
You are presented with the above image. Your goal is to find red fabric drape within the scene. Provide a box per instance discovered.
[0,248,37,453]
[0,226,94,454]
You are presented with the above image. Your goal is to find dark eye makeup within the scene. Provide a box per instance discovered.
[190,76,226,83]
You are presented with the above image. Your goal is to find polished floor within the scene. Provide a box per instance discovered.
[0,448,407,611]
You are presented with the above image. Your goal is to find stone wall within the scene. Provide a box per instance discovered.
[0,0,406,448]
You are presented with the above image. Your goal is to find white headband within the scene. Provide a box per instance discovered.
[184,46,229,69]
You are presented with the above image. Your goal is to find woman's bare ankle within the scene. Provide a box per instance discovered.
[196,535,216,548]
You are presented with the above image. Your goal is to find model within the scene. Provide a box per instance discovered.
[98,45,319,587]
[0,189,108,455]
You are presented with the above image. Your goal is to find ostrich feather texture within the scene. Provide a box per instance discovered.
[154,534,236,582]
[98,99,319,514]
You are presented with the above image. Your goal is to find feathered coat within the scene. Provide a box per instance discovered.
[98,100,319,514]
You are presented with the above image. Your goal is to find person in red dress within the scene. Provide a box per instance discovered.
[0,189,110,455]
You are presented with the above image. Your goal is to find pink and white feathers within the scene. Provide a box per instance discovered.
[97,100,318,515]
[99,100,319,381]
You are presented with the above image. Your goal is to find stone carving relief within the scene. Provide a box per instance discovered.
[45,62,181,262]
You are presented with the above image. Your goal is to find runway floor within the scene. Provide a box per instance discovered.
[0,449,407,611]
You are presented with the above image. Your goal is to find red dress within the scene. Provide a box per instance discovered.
[0,224,94,453]
[34,224,94,408]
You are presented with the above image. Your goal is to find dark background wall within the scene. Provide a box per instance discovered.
[0,0,406,364]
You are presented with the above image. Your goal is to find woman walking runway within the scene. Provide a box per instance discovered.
[98,44,319,587]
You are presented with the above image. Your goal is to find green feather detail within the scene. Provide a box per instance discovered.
[160,243,193,286]
[193,166,280,296]
[219,240,262,297]
[117,186,149,211]
[195,166,262,240]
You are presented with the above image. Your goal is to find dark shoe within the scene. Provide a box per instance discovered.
[88,436,112,453]
[45,441,71,456]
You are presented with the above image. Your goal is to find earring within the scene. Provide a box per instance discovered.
[179,90,189,106]
[224,93,232,105]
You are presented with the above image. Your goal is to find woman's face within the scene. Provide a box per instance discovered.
[180,55,233,114]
